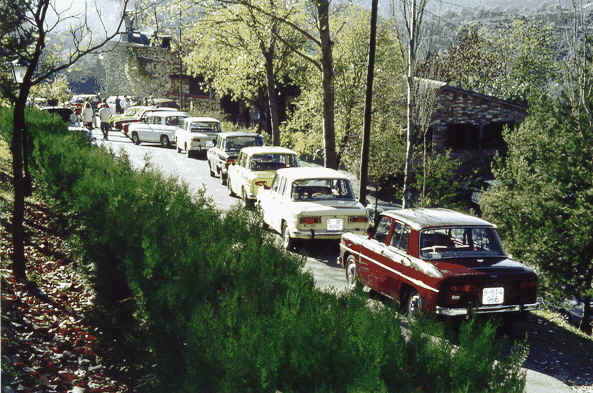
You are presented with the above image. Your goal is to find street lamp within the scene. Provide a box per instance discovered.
[11,59,28,84]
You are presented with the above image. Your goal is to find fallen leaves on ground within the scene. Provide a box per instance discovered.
[1,201,129,393]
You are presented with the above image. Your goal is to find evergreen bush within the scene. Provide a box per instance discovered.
[1,107,528,393]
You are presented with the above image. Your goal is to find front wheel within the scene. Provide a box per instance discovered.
[282,223,295,251]
[345,254,361,291]
[208,161,215,177]
[242,188,253,209]
[131,132,140,145]
[228,177,236,197]
[405,289,423,319]
[221,172,227,185]
[160,135,170,148]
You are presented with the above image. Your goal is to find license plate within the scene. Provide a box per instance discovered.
[327,218,343,231]
[482,287,504,305]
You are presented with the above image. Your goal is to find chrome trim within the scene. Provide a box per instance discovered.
[436,302,539,316]
[341,244,439,294]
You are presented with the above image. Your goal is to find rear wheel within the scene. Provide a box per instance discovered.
[345,254,361,291]
[131,132,140,145]
[208,161,215,177]
[221,172,228,185]
[160,135,170,148]
[242,188,253,209]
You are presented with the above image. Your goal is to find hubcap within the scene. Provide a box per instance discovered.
[408,293,422,317]
[347,262,357,289]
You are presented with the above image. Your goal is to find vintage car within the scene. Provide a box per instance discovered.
[227,146,298,204]
[128,111,188,148]
[257,167,369,250]
[339,208,539,319]
[175,117,222,158]
[206,131,265,185]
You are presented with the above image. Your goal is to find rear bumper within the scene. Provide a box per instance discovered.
[291,229,365,240]
[435,302,539,316]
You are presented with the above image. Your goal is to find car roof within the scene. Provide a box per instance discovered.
[275,167,349,182]
[221,131,262,138]
[145,111,188,116]
[184,117,220,123]
[241,146,296,155]
[382,208,496,231]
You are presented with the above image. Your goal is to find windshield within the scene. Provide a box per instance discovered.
[249,153,297,171]
[225,135,264,151]
[190,121,221,133]
[291,178,354,201]
[419,227,505,260]
[165,116,186,126]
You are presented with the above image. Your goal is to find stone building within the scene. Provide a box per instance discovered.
[422,79,527,176]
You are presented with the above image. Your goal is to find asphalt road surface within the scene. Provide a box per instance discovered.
[94,128,348,293]
[92,128,573,393]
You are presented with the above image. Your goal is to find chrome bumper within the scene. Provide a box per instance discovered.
[435,302,539,316]
[291,229,365,240]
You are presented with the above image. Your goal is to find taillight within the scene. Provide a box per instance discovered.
[449,284,476,293]
[192,138,200,142]
[519,281,537,290]
[254,180,267,187]
[226,159,235,165]
[299,216,321,225]
[348,216,368,223]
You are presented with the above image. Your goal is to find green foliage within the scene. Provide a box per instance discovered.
[23,108,527,392]
[413,150,467,210]
[28,76,71,106]
[438,20,558,102]
[481,93,593,308]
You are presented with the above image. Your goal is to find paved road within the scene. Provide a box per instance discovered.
[94,129,348,292]
[92,128,573,393]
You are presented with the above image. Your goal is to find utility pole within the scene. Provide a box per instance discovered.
[359,0,379,205]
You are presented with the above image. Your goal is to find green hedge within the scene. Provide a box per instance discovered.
[4,107,528,393]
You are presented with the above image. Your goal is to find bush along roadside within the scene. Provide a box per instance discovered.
[10,108,528,392]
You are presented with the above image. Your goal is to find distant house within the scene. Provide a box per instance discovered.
[421,79,527,176]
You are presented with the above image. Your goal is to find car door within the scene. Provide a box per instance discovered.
[379,221,412,298]
[145,116,159,142]
[138,115,153,141]
[357,215,393,291]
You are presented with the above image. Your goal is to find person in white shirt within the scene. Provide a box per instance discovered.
[81,102,94,130]
[98,101,112,140]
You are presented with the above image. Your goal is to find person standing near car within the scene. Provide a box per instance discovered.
[82,101,94,130]
[98,101,111,140]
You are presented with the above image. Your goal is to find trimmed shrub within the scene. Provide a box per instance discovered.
[3,107,528,393]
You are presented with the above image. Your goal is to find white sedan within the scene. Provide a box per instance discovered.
[128,111,188,148]
[257,167,369,250]
[175,117,221,158]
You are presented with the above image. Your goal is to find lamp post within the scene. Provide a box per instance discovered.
[10,57,31,282]
[12,59,28,84]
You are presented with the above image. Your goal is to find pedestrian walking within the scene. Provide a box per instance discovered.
[98,101,112,140]
[82,102,94,130]
[120,96,128,113]
[115,97,122,114]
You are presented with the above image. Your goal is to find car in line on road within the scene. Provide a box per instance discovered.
[110,105,153,134]
[128,110,188,148]
[339,208,539,321]
[176,117,221,158]
[227,146,298,205]
[207,131,265,185]
[257,167,369,250]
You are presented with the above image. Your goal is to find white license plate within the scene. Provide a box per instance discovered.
[482,287,504,305]
[327,218,343,231]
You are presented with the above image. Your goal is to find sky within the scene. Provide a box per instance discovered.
[48,0,126,35]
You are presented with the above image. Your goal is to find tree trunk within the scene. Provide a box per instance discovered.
[358,0,378,205]
[401,0,417,209]
[264,51,281,146]
[317,0,337,169]
[11,100,27,282]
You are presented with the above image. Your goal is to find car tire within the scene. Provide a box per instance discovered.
[282,222,295,251]
[242,188,253,209]
[160,135,170,148]
[221,172,227,185]
[345,254,361,291]
[405,289,423,319]
[208,161,215,177]
[185,144,192,158]
[228,178,236,197]
[131,132,140,145]
[177,145,182,153]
